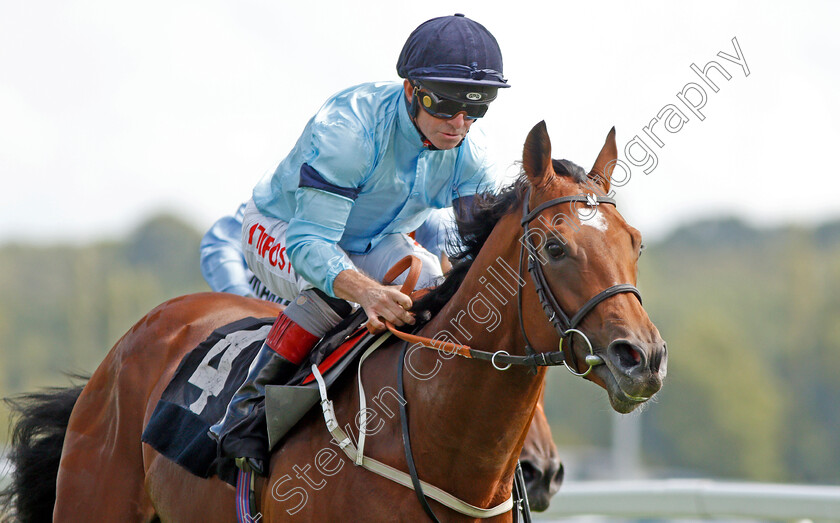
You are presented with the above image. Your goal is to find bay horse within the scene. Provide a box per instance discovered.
[1,121,666,522]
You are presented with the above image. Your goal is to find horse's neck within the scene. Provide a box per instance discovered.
[406,215,546,504]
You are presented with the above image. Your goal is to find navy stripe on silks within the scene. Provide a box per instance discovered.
[299,163,361,200]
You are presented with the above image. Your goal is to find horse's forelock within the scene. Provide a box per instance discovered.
[551,159,588,183]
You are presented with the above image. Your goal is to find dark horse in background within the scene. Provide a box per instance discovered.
[1,121,666,522]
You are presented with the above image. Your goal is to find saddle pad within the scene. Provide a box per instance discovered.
[140,314,375,484]
[141,316,274,485]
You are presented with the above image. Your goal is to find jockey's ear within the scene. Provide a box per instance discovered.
[589,127,617,193]
[523,121,554,186]
[403,79,414,103]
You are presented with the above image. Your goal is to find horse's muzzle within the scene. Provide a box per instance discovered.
[598,337,668,412]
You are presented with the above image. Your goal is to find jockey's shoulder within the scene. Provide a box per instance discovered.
[312,81,403,132]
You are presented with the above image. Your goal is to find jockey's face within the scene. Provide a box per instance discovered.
[404,80,475,150]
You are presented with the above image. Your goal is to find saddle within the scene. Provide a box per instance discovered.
[265,308,375,449]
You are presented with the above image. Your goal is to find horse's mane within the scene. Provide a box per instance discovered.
[412,159,587,316]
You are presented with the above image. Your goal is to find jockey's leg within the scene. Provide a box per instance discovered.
[208,289,351,475]
[349,232,444,289]
[210,201,355,475]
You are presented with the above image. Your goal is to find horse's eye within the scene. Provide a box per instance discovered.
[639,243,646,258]
[545,241,565,260]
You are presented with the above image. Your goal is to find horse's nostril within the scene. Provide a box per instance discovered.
[650,342,666,372]
[520,461,540,484]
[550,463,565,489]
[653,342,668,374]
[613,342,642,369]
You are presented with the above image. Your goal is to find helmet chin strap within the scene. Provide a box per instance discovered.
[404,87,465,151]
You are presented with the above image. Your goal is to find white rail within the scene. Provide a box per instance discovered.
[546,480,840,520]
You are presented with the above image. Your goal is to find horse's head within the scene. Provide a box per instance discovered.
[519,121,667,413]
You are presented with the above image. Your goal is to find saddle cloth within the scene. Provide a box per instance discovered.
[141,314,372,485]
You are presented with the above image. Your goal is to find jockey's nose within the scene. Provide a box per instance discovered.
[449,112,468,127]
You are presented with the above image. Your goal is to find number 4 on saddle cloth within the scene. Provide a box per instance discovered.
[141,310,374,485]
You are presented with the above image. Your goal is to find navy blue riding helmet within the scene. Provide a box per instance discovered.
[397,14,510,121]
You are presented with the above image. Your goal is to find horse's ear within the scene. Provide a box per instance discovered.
[523,121,554,185]
[589,127,617,192]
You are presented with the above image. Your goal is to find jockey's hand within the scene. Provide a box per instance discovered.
[358,284,415,333]
[332,269,414,333]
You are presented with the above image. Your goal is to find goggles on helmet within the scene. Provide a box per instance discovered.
[413,82,491,120]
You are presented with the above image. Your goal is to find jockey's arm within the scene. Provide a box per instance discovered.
[285,163,417,331]
[343,197,480,330]
[200,204,255,297]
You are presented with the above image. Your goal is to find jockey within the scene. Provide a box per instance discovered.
[209,13,510,476]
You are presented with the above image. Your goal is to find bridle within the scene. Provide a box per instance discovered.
[384,187,643,377]
[515,187,643,376]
